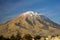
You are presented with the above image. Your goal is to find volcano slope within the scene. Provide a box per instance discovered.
[0,11,60,37]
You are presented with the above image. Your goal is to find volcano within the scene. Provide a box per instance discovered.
[0,11,60,37]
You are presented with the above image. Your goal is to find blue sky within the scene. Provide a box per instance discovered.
[0,0,60,24]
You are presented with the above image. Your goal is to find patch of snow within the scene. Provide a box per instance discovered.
[23,11,43,16]
[22,11,50,21]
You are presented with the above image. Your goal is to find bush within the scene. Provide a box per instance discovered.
[23,34,32,40]
[34,35,41,40]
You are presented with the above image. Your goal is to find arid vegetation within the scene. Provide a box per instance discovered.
[0,33,60,40]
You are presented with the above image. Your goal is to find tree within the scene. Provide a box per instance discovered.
[0,35,5,40]
[10,34,16,40]
[23,34,32,40]
[5,38,10,40]
[16,32,21,40]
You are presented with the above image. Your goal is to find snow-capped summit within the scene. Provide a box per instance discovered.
[23,11,43,16]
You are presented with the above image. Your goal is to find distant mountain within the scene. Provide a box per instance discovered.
[0,11,60,37]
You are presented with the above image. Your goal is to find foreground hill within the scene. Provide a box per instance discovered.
[0,11,60,37]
